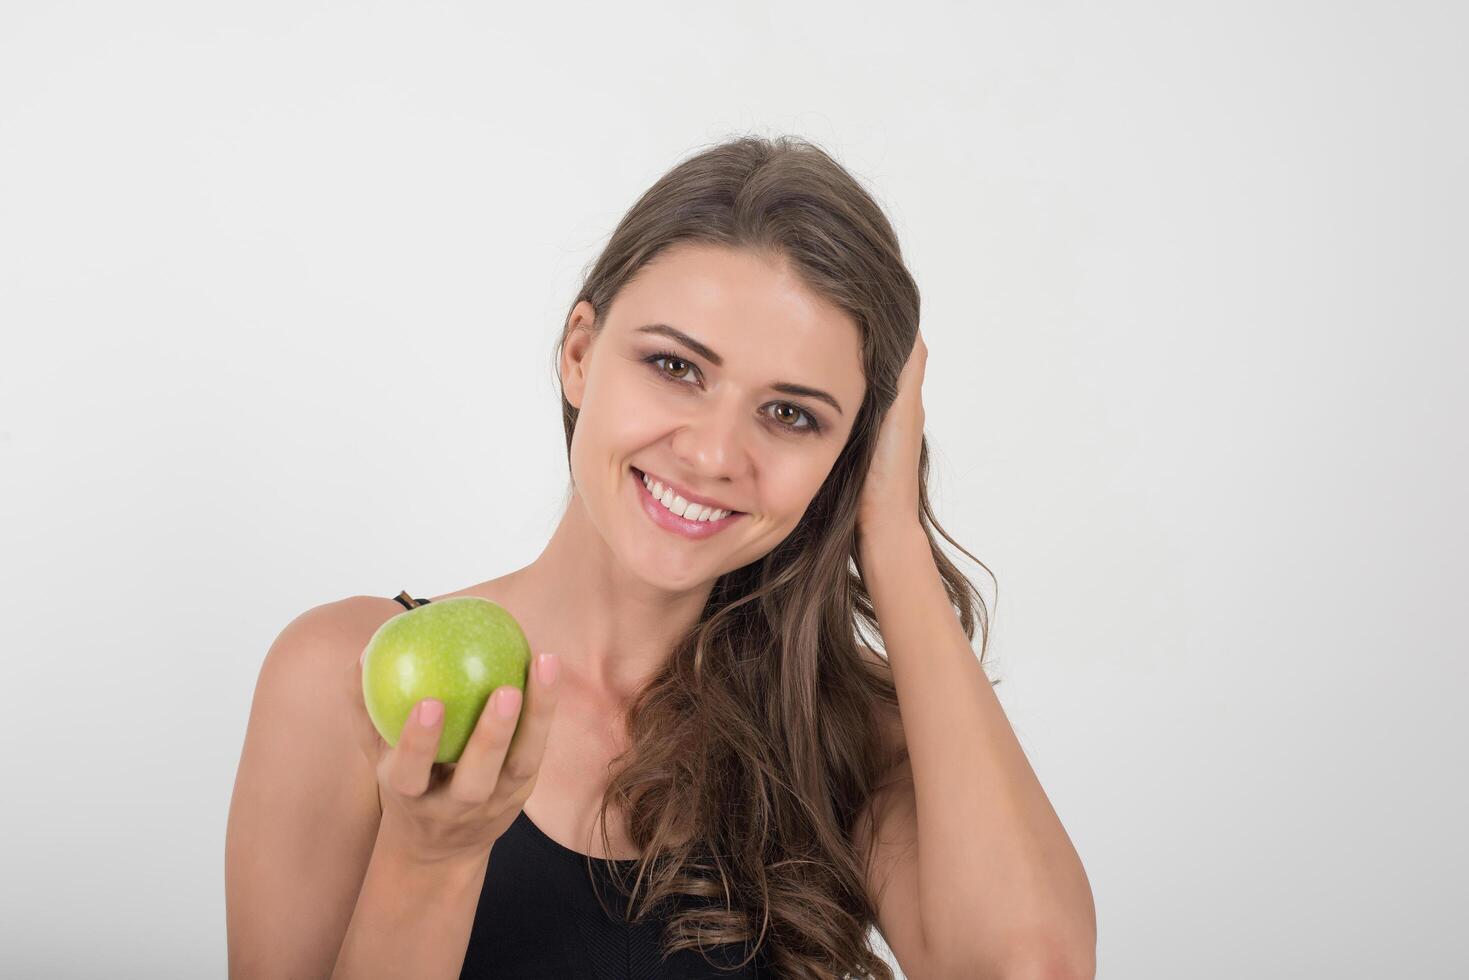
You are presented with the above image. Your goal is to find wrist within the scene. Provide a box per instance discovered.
[858,523,932,587]
[858,519,927,557]
[375,816,492,880]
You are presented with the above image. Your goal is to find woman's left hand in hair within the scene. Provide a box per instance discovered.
[856,327,928,542]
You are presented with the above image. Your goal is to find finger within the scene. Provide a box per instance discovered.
[498,654,561,793]
[382,698,445,797]
[452,652,555,805]
[447,682,527,803]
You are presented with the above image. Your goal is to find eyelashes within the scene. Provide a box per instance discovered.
[641,350,823,436]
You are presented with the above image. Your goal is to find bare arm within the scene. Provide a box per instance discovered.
[330,825,490,979]
[228,595,558,978]
[227,597,491,978]
[224,599,384,978]
[858,527,1096,978]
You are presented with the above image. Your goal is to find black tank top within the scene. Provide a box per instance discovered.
[391,592,773,979]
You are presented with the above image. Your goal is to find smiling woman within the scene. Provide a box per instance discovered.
[227,133,1009,980]
[556,241,876,601]
[530,136,998,979]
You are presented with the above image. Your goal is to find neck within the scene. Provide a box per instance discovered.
[510,484,717,703]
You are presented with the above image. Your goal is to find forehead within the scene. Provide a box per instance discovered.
[611,244,865,387]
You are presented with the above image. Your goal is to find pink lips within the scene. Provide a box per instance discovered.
[632,468,745,539]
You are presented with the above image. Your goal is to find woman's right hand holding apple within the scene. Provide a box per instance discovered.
[350,649,562,868]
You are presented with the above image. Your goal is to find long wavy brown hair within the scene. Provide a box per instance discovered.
[549,134,997,979]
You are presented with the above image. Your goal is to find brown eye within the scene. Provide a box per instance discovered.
[645,351,701,384]
[768,403,819,434]
[643,350,822,436]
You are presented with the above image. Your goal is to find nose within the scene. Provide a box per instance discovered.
[668,394,750,485]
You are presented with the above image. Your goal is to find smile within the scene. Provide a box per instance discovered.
[631,467,745,539]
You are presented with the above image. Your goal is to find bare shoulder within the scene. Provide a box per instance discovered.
[263,594,413,771]
[286,594,405,653]
[263,593,413,675]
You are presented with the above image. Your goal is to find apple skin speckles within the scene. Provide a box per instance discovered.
[362,597,532,764]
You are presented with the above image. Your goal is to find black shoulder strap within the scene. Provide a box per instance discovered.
[392,590,432,610]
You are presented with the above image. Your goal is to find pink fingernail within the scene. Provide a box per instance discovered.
[418,699,442,726]
[494,688,522,718]
[537,653,559,686]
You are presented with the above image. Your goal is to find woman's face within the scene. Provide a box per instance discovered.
[559,243,867,592]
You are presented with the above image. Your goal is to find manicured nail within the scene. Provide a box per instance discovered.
[494,687,522,718]
[418,699,442,726]
[537,653,559,686]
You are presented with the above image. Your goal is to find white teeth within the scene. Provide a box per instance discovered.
[641,471,730,522]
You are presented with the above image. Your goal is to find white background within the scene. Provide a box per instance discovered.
[2,2,1465,977]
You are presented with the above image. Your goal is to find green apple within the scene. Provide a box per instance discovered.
[361,596,532,764]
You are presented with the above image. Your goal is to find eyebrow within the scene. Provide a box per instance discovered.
[634,323,845,416]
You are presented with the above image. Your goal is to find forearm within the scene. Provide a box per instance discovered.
[331,828,490,980]
[860,525,1095,977]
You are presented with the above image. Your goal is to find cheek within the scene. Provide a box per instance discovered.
[579,374,655,443]
[612,372,673,430]
[760,465,830,518]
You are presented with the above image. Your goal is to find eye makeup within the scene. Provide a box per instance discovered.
[640,349,825,436]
